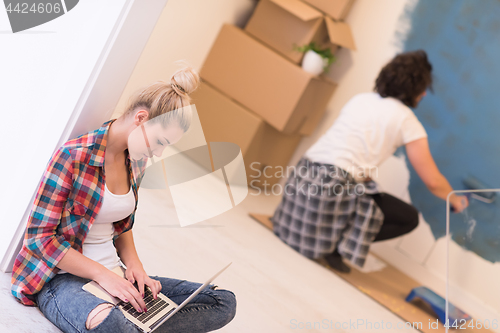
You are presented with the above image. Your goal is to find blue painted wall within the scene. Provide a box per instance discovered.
[402,0,500,263]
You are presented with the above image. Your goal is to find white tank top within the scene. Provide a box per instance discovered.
[58,183,136,274]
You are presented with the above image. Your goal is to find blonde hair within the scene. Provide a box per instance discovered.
[124,64,200,131]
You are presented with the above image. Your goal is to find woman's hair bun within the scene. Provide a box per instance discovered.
[170,61,200,96]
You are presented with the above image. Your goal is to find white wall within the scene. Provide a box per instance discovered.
[0,0,169,271]
[113,0,257,118]
[0,0,124,267]
[287,0,499,324]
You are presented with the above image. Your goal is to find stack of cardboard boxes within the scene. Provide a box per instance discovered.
[189,0,356,189]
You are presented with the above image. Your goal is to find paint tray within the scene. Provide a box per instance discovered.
[406,286,471,323]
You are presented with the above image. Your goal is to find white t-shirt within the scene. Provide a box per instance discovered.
[305,92,427,181]
[58,184,136,274]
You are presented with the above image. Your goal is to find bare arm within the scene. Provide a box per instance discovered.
[405,138,468,212]
[114,230,142,268]
[114,229,162,300]
[57,247,108,280]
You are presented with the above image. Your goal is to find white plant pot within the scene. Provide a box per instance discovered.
[301,50,328,76]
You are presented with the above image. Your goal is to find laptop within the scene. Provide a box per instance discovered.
[82,262,231,333]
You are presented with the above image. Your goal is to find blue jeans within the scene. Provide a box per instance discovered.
[35,273,237,332]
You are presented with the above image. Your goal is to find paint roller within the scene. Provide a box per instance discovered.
[462,175,496,203]
[449,176,495,212]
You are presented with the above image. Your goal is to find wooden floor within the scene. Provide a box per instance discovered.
[2,188,424,332]
[249,213,495,333]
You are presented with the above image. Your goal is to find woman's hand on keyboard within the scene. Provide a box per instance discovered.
[125,261,163,301]
[95,268,147,313]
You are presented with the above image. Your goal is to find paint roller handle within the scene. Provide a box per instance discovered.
[450,194,469,213]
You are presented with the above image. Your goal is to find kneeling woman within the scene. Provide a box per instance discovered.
[271,50,468,273]
[11,66,236,332]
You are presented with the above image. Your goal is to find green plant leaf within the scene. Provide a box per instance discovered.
[294,42,336,72]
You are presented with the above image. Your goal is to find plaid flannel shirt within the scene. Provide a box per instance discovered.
[11,119,147,306]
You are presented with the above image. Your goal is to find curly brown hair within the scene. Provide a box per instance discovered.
[374,50,433,107]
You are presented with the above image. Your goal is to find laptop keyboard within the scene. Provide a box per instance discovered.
[121,285,170,324]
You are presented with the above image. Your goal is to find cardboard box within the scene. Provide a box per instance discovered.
[245,0,324,64]
[245,0,356,64]
[185,82,302,188]
[302,0,355,20]
[200,24,337,135]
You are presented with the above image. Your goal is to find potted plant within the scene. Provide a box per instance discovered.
[295,42,336,75]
